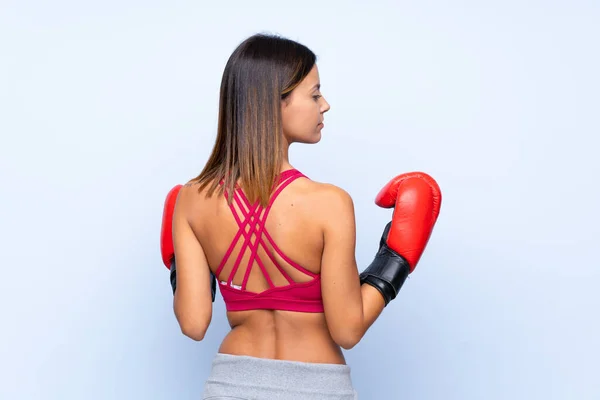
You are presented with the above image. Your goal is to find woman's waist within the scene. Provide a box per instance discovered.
[219,323,345,364]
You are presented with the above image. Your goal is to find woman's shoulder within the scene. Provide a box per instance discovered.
[175,178,215,208]
[180,178,207,197]
[297,178,355,214]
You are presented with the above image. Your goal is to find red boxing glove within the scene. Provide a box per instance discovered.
[375,172,442,271]
[360,172,442,305]
[160,185,182,270]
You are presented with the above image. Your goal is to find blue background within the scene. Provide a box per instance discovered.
[2,1,599,398]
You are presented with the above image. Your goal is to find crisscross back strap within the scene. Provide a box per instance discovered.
[215,169,315,291]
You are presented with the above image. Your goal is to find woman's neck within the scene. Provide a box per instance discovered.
[281,141,293,172]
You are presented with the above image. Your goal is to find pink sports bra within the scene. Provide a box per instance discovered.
[215,169,324,313]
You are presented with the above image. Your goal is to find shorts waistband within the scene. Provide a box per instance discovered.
[207,352,354,393]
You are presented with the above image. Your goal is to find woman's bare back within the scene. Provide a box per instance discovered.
[186,172,346,364]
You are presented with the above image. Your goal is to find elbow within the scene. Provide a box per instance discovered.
[174,300,211,341]
[336,336,360,350]
[332,329,363,350]
[180,322,208,341]
[178,314,211,341]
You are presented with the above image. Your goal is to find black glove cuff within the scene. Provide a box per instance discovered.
[210,272,216,302]
[169,260,177,295]
[359,243,411,306]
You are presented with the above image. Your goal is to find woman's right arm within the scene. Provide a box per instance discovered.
[172,184,214,341]
[318,185,387,350]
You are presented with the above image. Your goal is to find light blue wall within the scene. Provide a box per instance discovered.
[2,1,599,398]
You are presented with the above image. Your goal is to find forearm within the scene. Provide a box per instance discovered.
[340,240,418,348]
[331,282,386,349]
[169,260,216,340]
[173,284,212,341]
[359,283,386,336]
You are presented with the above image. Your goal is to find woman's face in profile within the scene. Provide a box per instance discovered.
[281,65,330,145]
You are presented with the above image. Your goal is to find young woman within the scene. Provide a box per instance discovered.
[169,33,438,399]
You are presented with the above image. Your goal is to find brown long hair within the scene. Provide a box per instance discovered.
[191,33,316,207]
